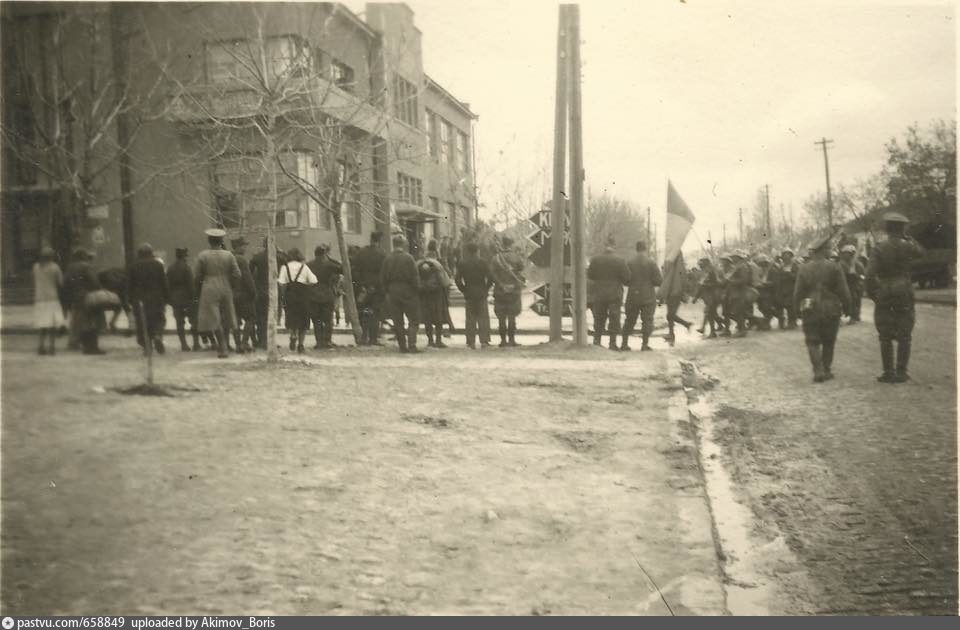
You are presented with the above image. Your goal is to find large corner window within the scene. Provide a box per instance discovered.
[331,59,355,93]
[393,75,419,128]
[212,151,318,230]
[206,35,312,85]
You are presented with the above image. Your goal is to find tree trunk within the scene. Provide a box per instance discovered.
[332,209,362,344]
[265,125,279,363]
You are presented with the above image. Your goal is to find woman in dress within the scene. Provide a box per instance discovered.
[63,248,107,355]
[33,247,65,355]
[195,228,241,358]
[417,240,451,348]
[277,248,318,354]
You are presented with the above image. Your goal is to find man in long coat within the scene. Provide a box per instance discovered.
[795,234,851,383]
[353,231,388,345]
[166,247,200,351]
[621,240,662,351]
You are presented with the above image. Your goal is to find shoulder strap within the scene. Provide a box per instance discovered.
[292,262,304,284]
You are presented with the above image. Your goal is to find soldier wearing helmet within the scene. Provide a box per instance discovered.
[839,243,865,324]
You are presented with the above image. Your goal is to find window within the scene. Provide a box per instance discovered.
[439,120,450,165]
[446,201,456,228]
[426,110,439,160]
[430,196,440,216]
[331,59,355,93]
[456,131,469,173]
[212,152,316,230]
[393,75,418,128]
[396,173,423,207]
[460,205,471,227]
[344,200,362,233]
[206,36,311,84]
[275,208,299,228]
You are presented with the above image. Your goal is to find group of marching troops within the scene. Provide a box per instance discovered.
[587,211,925,384]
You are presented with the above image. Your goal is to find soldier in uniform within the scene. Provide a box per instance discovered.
[455,241,494,349]
[490,236,526,347]
[865,212,924,383]
[774,248,799,329]
[621,240,662,351]
[794,234,851,383]
[231,237,257,353]
[587,237,630,350]
[753,254,777,331]
[380,235,422,353]
[839,244,865,323]
[694,256,723,338]
[353,231,388,345]
[725,251,752,337]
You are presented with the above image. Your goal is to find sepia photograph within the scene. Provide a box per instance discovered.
[0,0,956,617]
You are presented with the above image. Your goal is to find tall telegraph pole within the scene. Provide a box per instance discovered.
[815,137,834,226]
[567,4,587,346]
[765,184,772,236]
[548,7,569,341]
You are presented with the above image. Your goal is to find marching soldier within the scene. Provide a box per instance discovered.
[839,244,865,323]
[753,254,777,331]
[794,234,851,383]
[694,257,722,338]
[725,251,752,337]
[621,241,662,351]
[865,212,924,383]
[587,237,630,350]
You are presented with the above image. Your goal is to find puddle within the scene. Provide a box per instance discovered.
[687,390,774,615]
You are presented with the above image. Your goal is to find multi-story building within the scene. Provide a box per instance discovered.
[1,2,477,287]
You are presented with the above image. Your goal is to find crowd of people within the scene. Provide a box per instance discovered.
[584,211,924,383]
[29,212,924,384]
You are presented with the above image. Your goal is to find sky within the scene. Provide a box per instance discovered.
[347,0,956,254]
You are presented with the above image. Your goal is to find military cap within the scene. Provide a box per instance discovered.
[729,250,745,260]
[231,236,248,249]
[175,247,188,257]
[781,247,795,256]
[205,228,227,238]
[754,253,770,264]
[719,254,732,262]
[841,244,857,254]
[882,211,909,223]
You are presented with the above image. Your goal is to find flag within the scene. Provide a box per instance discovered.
[664,180,696,264]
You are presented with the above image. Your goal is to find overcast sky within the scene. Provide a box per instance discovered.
[349,0,955,251]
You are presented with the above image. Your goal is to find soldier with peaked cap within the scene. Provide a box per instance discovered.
[588,236,630,350]
[195,228,241,358]
[865,211,924,383]
[794,233,851,383]
[353,231,388,345]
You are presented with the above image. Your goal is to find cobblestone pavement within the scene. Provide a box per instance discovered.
[675,301,958,615]
[1,335,724,615]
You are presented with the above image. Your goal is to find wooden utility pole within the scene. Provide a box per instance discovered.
[549,6,569,341]
[646,206,651,245]
[815,137,835,227]
[722,223,726,248]
[765,184,771,236]
[566,4,587,346]
[738,207,744,243]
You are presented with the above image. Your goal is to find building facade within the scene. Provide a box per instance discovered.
[1,2,477,286]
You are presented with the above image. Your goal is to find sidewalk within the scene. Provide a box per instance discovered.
[1,336,726,614]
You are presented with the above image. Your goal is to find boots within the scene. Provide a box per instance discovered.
[641,335,652,351]
[877,339,895,382]
[620,334,632,351]
[426,325,436,347]
[593,333,603,346]
[894,338,911,382]
[821,341,834,380]
[406,326,421,353]
[434,325,447,348]
[608,334,618,351]
[214,329,228,359]
[508,319,520,346]
[807,342,826,383]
